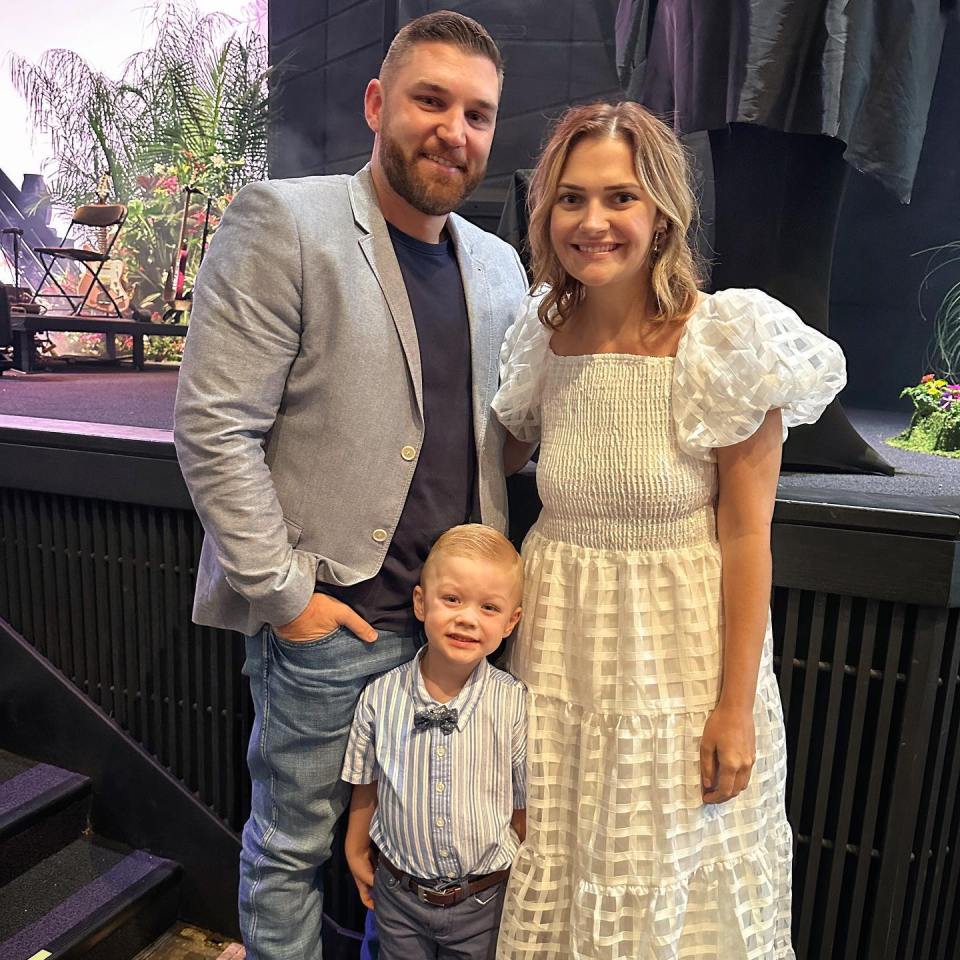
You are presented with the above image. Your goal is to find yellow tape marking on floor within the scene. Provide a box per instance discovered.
[27,952,53,960]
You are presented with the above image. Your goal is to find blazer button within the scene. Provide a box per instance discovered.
[372,528,388,543]
[400,445,416,461]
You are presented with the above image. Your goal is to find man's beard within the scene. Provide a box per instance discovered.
[378,130,485,217]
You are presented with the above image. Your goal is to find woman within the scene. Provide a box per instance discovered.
[492,102,845,959]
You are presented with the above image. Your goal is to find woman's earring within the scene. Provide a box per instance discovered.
[651,230,664,261]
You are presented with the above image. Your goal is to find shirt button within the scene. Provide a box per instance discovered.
[439,849,449,857]
[436,782,445,793]
[400,445,416,461]
[437,746,446,758]
[435,817,445,827]
[371,528,387,543]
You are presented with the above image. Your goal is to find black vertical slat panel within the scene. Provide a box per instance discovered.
[799,594,851,952]
[936,791,960,960]
[12,490,34,644]
[133,504,151,751]
[0,491,11,619]
[790,593,826,823]
[76,497,99,701]
[118,503,140,740]
[161,511,179,775]
[195,604,209,805]
[851,604,905,960]
[223,627,238,830]
[90,499,112,714]
[777,589,802,721]
[790,590,826,958]
[23,491,47,656]
[2,490,23,630]
[871,607,946,959]
[105,505,125,726]
[63,497,85,689]
[210,630,223,816]
[928,615,960,960]
[908,610,960,959]
[821,599,878,957]
[36,493,61,670]
[177,511,194,791]
[239,626,253,832]
[50,495,74,681]
[146,508,165,764]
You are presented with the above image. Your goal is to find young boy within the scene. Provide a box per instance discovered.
[342,524,526,959]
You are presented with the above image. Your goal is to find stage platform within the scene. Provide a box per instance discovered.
[0,359,957,501]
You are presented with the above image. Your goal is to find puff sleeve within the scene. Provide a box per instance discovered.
[491,294,552,444]
[673,288,847,460]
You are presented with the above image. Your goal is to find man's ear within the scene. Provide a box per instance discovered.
[412,584,426,622]
[503,606,522,638]
[364,78,384,134]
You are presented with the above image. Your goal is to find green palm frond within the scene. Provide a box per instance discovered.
[11,0,269,209]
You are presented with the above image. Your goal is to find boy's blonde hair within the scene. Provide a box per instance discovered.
[527,100,704,330]
[422,524,522,601]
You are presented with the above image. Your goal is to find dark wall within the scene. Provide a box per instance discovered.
[829,19,960,411]
[268,0,621,200]
[268,2,959,413]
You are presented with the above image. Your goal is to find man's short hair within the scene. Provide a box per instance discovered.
[380,10,504,85]
[422,523,522,601]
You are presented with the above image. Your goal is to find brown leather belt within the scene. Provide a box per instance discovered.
[378,853,509,908]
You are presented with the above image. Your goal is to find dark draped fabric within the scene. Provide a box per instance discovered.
[616,0,956,202]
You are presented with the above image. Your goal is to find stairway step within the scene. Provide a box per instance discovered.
[0,750,92,886]
[0,836,180,960]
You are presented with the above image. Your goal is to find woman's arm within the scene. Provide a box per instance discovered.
[504,433,538,476]
[701,408,782,804]
[344,782,379,908]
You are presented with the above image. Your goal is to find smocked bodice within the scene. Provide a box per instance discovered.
[534,353,717,553]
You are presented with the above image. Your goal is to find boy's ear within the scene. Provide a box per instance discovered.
[412,584,426,622]
[502,605,522,638]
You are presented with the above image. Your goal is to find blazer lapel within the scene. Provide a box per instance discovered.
[447,215,495,454]
[349,166,423,415]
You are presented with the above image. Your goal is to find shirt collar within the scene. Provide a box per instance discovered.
[408,645,490,731]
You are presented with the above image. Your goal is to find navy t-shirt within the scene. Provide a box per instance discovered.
[324,222,477,631]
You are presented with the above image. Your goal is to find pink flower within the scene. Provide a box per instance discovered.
[159,176,180,194]
[921,374,935,383]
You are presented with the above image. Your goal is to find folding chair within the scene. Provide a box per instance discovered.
[32,202,128,316]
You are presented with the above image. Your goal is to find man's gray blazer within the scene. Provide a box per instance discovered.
[174,165,528,636]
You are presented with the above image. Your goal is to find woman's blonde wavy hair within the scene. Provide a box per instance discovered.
[527,101,704,329]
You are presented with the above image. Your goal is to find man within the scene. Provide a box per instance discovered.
[173,12,527,960]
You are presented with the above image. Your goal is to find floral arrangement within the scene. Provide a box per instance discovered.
[890,375,960,458]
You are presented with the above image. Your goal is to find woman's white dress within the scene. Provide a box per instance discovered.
[491,289,846,960]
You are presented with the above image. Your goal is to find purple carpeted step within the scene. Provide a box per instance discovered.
[0,837,179,960]
[0,750,92,887]
[0,761,89,828]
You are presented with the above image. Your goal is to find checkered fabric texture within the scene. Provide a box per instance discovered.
[492,290,844,959]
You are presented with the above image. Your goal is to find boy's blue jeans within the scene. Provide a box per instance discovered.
[239,623,419,960]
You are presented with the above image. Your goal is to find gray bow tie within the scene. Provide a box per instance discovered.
[413,705,459,735]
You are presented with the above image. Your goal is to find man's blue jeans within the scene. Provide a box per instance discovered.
[240,623,419,960]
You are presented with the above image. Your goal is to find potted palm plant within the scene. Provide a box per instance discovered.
[10,0,270,361]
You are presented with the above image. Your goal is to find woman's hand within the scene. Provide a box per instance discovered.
[700,703,756,804]
[345,842,376,910]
